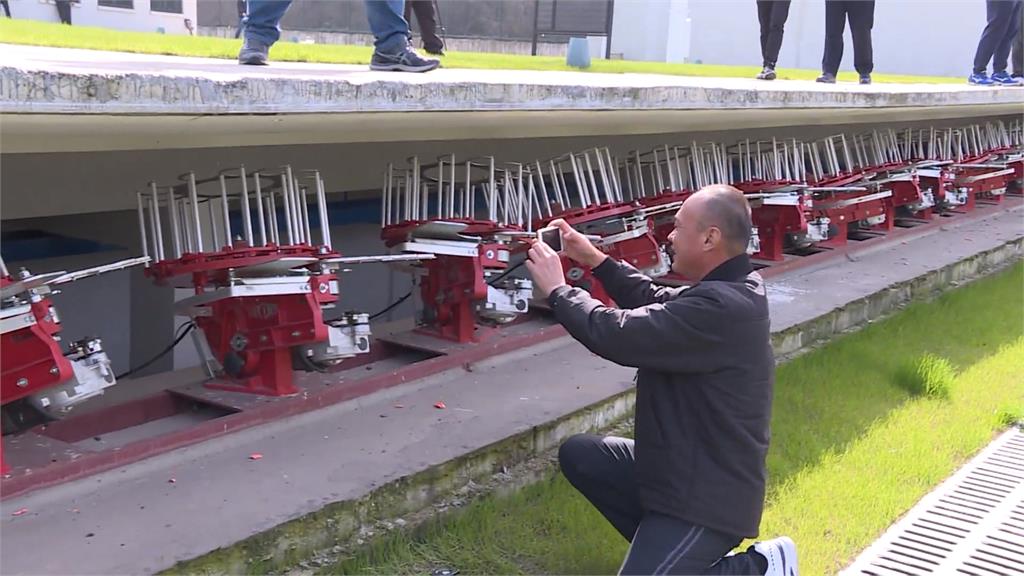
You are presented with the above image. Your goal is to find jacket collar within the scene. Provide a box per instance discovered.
[701,254,753,282]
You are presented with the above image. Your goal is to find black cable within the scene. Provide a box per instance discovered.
[369,291,413,321]
[485,259,527,287]
[116,321,195,380]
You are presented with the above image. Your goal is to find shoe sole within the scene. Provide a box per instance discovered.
[238,55,268,66]
[370,62,440,73]
[778,536,799,576]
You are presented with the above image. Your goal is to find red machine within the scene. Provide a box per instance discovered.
[1,255,148,472]
[726,139,826,260]
[139,166,424,396]
[380,156,533,343]
[530,148,670,302]
[637,140,823,262]
[919,123,1020,211]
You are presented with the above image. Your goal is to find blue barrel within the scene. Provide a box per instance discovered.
[566,37,591,69]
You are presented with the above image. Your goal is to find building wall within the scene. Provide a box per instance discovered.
[686,0,985,77]
[8,0,198,35]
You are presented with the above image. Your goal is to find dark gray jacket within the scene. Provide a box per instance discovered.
[548,254,773,538]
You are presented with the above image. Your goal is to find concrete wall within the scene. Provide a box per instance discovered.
[685,0,986,77]
[8,0,198,35]
[613,0,987,77]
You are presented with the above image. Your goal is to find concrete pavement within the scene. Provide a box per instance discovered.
[1,202,1020,575]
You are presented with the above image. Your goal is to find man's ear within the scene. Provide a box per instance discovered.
[703,226,721,252]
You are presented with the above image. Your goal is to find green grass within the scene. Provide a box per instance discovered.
[329,261,1024,575]
[0,18,963,84]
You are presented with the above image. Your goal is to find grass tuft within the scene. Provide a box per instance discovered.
[894,353,956,399]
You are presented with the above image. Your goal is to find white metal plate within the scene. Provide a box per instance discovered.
[843,427,1024,576]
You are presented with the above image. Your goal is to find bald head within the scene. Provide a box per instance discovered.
[689,184,752,256]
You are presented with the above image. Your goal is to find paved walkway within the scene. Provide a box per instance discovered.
[0,203,1019,575]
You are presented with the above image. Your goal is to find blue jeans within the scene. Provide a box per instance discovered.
[243,0,410,54]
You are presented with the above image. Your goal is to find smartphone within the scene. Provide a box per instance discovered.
[537,226,563,252]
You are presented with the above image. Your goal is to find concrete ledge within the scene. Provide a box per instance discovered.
[168,240,1023,574]
[773,238,1024,359]
[3,44,1024,116]
[168,391,637,575]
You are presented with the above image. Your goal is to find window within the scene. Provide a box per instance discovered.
[151,0,182,14]
[98,0,134,9]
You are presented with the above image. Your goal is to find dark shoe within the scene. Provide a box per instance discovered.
[238,37,269,66]
[859,74,872,85]
[756,66,777,81]
[816,73,836,84]
[370,46,441,72]
[991,71,1023,86]
[424,45,445,56]
[968,72,994,86]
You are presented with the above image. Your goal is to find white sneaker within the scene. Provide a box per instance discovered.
[752,536,799,576]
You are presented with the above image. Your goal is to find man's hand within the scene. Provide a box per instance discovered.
[550,219,607,269]
[525,240,568,299]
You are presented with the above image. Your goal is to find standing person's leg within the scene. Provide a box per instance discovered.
[1013,24,1024,78]
[764,0,791,68]
[410,0,444,54]
[365,0,412,55]
[366,0,440,72]
[756,0,773,67]
[972,0,1015,79]
[55,0,71,25]
[235,0,247,38]
[819,0,846,81]
[755,0,778,79]
[991,0,1023,82]
[848,0,874,81]
[1,0,10,18]
[558,434,645,541]
[238,0,293,65]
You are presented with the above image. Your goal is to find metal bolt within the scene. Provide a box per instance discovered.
[485,250,495,260]
[319,282,329,294]
[16,378,28,388]
[50,365,60,375]
[291,331,301,337]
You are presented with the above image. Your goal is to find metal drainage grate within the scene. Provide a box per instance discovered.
[843,427,1024,576]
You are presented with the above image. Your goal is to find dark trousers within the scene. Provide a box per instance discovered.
[55,0,72,24]
[1013,26,1024,76]
[822,0,874,76]
[403,0,443,52]
[1,0,10,18]
[973,0,1023,74]
[757,0,791,69]
[559,435,766,575]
